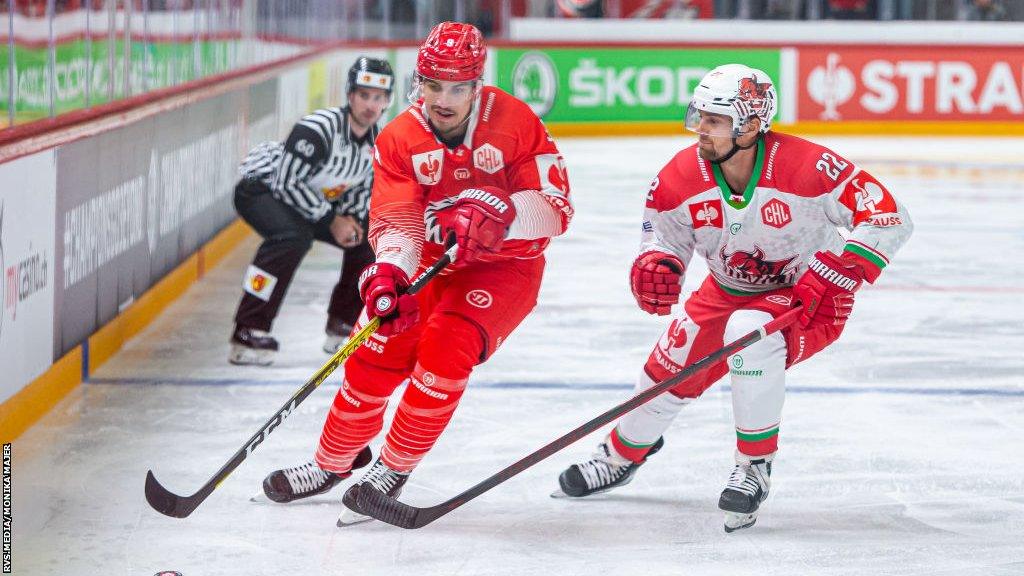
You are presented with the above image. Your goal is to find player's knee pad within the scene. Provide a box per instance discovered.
[724,310,787,370]
[417,313,484,380]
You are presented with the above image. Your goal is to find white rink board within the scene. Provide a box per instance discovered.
[9,135,1024,576]
[0,150,56,405]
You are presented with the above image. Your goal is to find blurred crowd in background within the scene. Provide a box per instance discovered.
[3,0,1020,131]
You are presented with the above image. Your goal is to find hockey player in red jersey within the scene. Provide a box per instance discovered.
[260,22,573,526]
[555,64,912,532]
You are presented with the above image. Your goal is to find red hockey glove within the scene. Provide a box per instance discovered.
[358,263,419,337]
[792,250,866,329]
[445,186,517,264]
[630,251,685,315]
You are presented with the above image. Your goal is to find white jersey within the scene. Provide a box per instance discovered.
[642,131,913,293]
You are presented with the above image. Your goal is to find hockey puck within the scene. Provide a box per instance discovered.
[154,572,183,576]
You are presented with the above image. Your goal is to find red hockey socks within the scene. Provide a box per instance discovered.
[381,363,469,472]
[315,378,392,474]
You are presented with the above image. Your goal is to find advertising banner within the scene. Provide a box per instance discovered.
[0,38,234,125]
[0,151,56,405]
[798,46,1024,122]
[494,47,783,123]
[53,90,246,357]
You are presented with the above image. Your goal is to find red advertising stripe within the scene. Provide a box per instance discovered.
[799,46,1024,122]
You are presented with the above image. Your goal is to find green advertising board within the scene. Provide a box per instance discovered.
[494,47,782,124]
[1,39,233,125]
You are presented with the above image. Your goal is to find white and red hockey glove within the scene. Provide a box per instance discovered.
[630,251,685,315]
[358,263,419,337]
[444,186,517,264]
[792,250,865,329]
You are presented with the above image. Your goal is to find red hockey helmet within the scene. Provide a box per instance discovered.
[416,22,486,82]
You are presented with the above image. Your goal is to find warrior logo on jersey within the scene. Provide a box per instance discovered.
[412,149,444,185]
[466,289,493,309]
[474,143,505,174]
[688,199,723,229]
[760,198,791,229]
[720,245,797,286]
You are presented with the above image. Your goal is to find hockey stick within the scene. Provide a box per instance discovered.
[144,244,458,519]
[356,306,802,529]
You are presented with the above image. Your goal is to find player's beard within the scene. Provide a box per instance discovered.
[698,140,722,162]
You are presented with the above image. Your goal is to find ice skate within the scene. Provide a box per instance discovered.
[259,447,372,503]
[719,453,772,533]
[337,457,409,527]
[323,317,354,354]
[553,437,664,498]
[228,326,279,366]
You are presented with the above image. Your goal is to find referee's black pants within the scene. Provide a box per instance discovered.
[232,179,374,333]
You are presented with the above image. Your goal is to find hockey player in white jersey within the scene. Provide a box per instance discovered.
[555,64,913,532]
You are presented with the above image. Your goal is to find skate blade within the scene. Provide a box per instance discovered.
[228,345,276,366]
[250,489,269,503]
[550,486,616,499]
[336,508,374,527]
[723,511,758,533]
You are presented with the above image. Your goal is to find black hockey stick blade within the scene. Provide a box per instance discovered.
[145,470,204,518]
[143,245,458,519]
[356,485,427,528]
[355,307,801,529]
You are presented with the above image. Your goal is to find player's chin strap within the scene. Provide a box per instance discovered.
[710,132,762,165]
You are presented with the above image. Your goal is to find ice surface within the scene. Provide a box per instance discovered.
[10,136,1024,576]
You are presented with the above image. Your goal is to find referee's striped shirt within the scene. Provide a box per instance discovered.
[239,106,380,223]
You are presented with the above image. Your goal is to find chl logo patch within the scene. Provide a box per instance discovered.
[761,198,791,229]
[412,149,444,185]
[473,143,505,174]
[243,265,278,302]
[465,289,493,309]
[688,199,723,229]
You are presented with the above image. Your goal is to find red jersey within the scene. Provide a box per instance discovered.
[369,86,573,276]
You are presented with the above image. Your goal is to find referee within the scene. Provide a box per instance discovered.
[229,57,394,365]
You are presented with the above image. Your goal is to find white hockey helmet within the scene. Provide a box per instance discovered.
[685,64,777,137]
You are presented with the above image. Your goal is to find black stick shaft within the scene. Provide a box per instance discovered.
[145,245,458,518]
[360,307,801,528]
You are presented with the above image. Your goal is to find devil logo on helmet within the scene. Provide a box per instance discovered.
[737,75,772,114]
